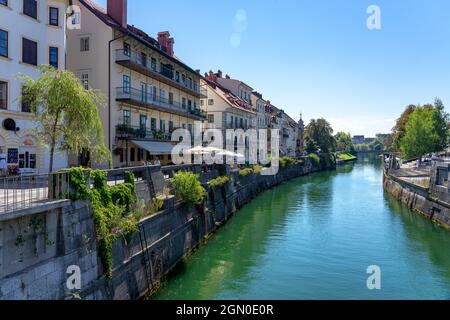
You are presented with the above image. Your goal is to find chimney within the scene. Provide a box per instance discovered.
[157,31,174,56]
[207,70,217,82]
[225,74,231,79]
[217,70,223,78]
[107,0,128,29]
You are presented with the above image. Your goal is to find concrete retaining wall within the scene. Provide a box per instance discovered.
[0,159,325,300]
[383,172,450,228]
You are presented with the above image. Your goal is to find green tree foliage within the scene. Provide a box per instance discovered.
[20,65,110,172]
[399,103,448,161]
[335,132,354,152]
[392,105,417,151]
[305,136,319,153]
[305,118,336,153]
[432,98,450,150]
[171,172,206,205]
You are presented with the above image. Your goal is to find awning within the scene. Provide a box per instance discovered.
[131,140,174,155]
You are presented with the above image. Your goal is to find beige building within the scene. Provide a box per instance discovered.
[251,92,267,131]
[67,0,206,167]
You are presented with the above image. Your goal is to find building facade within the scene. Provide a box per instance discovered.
[67,0,206,167]
[201,71,256,152]
[0,0,68,175]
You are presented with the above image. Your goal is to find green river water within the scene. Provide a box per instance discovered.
[154,155,450,300]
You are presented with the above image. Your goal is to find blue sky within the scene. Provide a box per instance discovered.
[96,0,450,136]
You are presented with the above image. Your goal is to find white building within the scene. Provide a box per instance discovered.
[0,0,68,175]
[201,71,256,150]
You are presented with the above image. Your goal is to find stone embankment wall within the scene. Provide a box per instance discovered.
[0,158,327,300]
[383,171,450,228]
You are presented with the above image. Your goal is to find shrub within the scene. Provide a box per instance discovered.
[238,167,254,177]
[309,153,320,166]
[171,172,206,205]
[208,175,231,188]
[252,165,262,174]
[280,156,296,168]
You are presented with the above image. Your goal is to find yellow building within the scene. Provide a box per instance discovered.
[67,0,206,167]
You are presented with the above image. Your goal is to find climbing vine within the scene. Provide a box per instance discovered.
[67,168,139,279]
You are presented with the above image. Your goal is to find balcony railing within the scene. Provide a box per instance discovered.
[116,124,175,141]
[116,87,207,120]
[116,49,207,97]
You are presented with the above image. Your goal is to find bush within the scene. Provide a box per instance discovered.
[280,156,296,168]
[208,175,231,188]
[252,165,262,174]
[171,172,206,205]
[309,153,320,166]
[238,167,254,177]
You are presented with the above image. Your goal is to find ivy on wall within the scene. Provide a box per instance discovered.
[67,168,139,279]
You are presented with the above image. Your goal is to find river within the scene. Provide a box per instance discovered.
[154,155,450,300]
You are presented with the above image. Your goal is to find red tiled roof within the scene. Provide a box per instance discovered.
[205,78,256,114]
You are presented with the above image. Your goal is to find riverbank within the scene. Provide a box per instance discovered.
[383,169,450,229]
[0,157,332,300]
[336,153,357,165]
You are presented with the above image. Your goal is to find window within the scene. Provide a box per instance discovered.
[187,124,193,136]
[151,58,156,71]
[80,37,89,52]
[175,71,180,82]
[140,115,147,129]
[22,38,37,66]
[168,92,173,105]
[0,29,7,58]
[169,121,173,132]
[80,73,89,89]
[19,152,36,169]
[208,99,214,105]
[140,52,147,67]
[0,0,7,7]
[49,47,58,68]
[49,7,59,26]
[23,0,37,19]
[208,114,214,123]
[0,81,7,110]
[150,118,156,131]
[123,42,130,56]
[123,110,131,126]
[123,75,131,93]
[159,89,166,101]
[160,119,166,132]
[230,116,234,128]
[182,97,186,109]
[188,100,192,110]
[119,148,124,163]
[181,74,186,84]
[200,100,204,106]
[21,87,31,112]
[130,148,135,162]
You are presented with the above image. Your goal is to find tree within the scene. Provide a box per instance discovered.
[432,98,449,151]
[21,65,110,173]
[305,136,319,153]
[392,104,416,151]
[400,107,438,163]
[305,118,336,153]
[335,132,353,152]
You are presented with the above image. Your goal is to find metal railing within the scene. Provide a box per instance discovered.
[115,49,207,97]
[116,87,207,119]
[116,124,174,141]
[0,172,70,213]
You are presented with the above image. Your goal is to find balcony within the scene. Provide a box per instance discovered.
[116,87,207,121]
[116,124,175,141]
[115,49,207,98]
